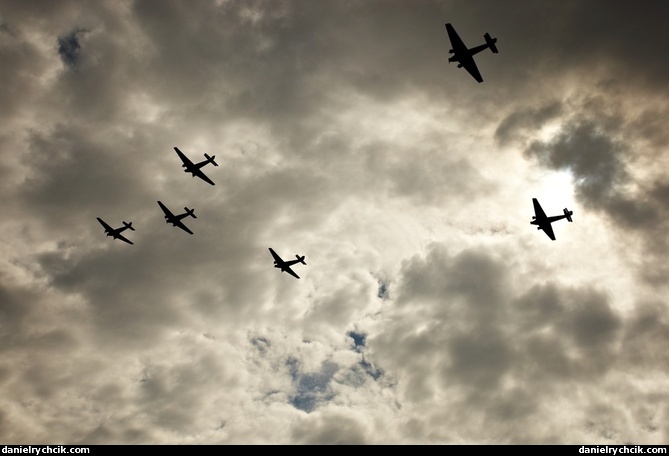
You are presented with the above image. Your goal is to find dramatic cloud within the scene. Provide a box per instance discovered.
[0,0,667,445]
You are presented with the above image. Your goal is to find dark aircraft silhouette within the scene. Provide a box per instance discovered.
[445,23,498,83]
[531,198,573,241]
[174,146,218,186]
[97,217,135,245]
[157,200,197,235]
[269,248,306,279]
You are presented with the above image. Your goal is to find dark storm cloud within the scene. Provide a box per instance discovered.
[0,274,84,355]
[368,244,669,443]
[137,353,227,434]
[525,119,628,206]
[514,284,622,376]
[396,245,509,313]
[386,153,495,206]
[494,101,563,146]
[33,245,186,347]
[124,1,496,144]
[3,4,148,132]
[21,126,150,223]
[621,301,669,371]
[130,0,320,125]
[0,282,32,327]
[0,22,46,125]
[445,329,512,389]
[628,107,669,150]
[370,245,514,403]
[481,1,669,90]
[57,29,88,68]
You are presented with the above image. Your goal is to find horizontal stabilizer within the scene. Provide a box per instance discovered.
[185,207,197,218]
[204,153,219,167]
[123,221,135,231]
[563,208,573,222]
[484,33,498,53]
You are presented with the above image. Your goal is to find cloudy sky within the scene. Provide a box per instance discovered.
[1,0,669,445]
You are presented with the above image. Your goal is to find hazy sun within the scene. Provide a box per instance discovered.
[532,169,575,218]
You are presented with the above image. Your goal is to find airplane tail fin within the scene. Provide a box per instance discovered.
[123,221,135,231]
[484,33,498,53]
[204,153,219,167]
[564,208,573,222]
[296,255,306,265]
[185,207,197,219]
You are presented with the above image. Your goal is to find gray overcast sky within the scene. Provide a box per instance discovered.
[1,0,668,444]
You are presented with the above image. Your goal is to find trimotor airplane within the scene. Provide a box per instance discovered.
[174,146,218,186]
[530,198,573,241]
[445,22,498,83]
[97,217,135,245]
[157,200,197,235]
[268,247,306,279]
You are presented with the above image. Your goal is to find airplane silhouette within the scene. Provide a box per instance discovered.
[445,23,498,83]
[269,248,306,279]
[531,198,573,241]
[157,200,197,235]
[97,217,135,245]
[174,146,218,186]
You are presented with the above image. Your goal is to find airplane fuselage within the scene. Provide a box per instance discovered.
[531,214,569,226]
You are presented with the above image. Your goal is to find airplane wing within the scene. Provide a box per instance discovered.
[115,233,134,245]
[174,147,194,167]
[284,266,300,280]
[532,198,547,220]
[157,201,174,218]
[268,248,283,263]
[174,220,194,235]
[96,217,113,232]
[541,222,556,241]
[460,57,483,83]
[532,199,557,240]
[193,168,215,186]
[445,23,467,55]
